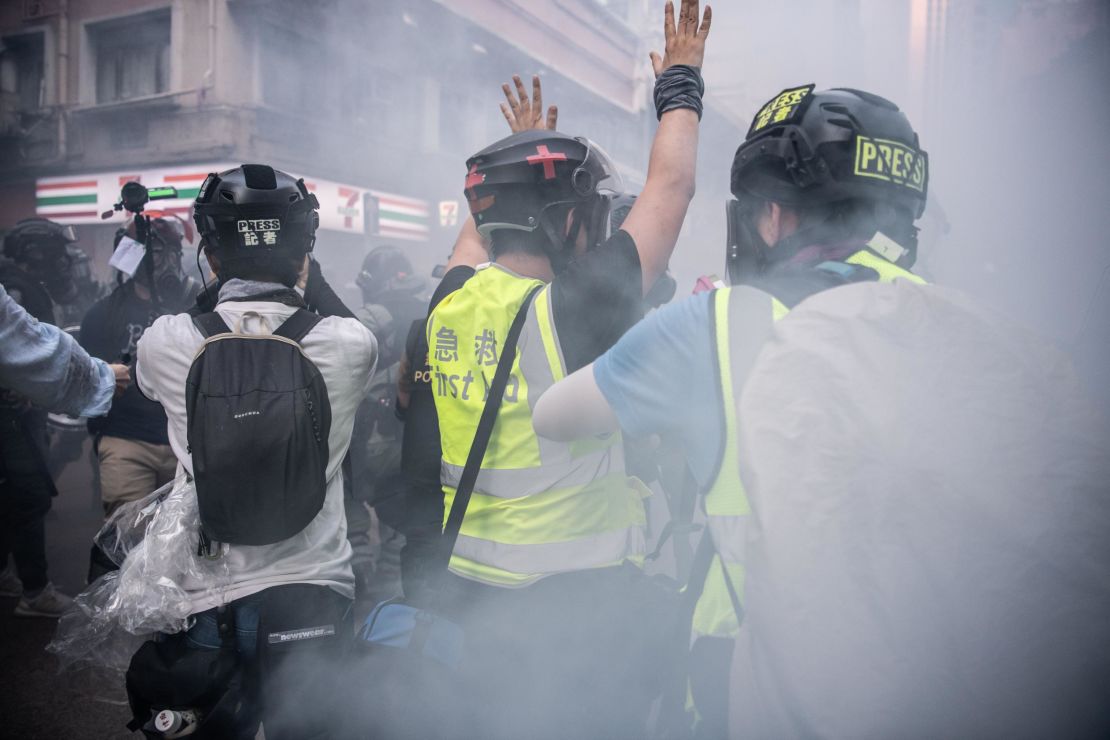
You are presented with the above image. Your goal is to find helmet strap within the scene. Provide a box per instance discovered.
[537,206,573,275]
[565,207,585,254]
[726,199,768,285]
[584,195,611,250]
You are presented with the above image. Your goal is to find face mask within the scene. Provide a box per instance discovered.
[157,266,187,304]
[138,244,187,305]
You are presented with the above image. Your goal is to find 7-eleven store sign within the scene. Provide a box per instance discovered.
[302,178,430,241]
[36,165,430,241]
[35,165,231,225]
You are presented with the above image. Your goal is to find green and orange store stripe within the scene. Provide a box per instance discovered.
[35,179,99,220]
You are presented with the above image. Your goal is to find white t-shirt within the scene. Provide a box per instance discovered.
[136,298,377,613]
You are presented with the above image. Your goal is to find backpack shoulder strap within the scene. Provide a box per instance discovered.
[193,311,232,338]
[272,308,323,344]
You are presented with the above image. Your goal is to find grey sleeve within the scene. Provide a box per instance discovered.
[0,283,115,417]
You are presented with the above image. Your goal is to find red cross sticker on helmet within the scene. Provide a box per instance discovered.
[464,163,495,213]
[526,145,567,180]
[465,163,485,196]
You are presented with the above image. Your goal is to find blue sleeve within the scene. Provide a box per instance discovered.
[594,292,716,438]
[595,291,724,486]
[0,283,114,417]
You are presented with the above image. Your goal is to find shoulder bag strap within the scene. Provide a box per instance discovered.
[440,284,543,556]
[682,529,745,629]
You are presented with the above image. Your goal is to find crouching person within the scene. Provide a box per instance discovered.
[129,165,377,738]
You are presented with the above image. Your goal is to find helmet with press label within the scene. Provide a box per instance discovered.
[193,164,319,263]
[463,130,623,267]
[726,86,929,283]
[731,85,928,216]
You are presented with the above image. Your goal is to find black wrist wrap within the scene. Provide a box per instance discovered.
[654,64,705,121]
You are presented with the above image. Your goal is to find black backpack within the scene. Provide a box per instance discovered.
[186,308,331,546]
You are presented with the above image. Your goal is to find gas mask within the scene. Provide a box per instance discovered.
[24,243,79,304]
[139,218,200,307]
[155,256,187,304]
[133,240,191,307]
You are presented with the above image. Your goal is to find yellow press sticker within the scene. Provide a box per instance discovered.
[853,136,928,192]
[748,84,815,135]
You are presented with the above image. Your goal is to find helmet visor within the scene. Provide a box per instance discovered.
[573,138,624,198]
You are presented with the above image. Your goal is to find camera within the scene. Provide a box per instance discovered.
[103,181,179,219]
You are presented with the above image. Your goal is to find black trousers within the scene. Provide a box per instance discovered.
[445,564,676,740]
[690,635,735,740]
[0,408,55,593]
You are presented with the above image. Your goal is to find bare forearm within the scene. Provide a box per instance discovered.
[618,0,711,295]
[647,108,700,201]
[533,362,618,441]
[635,109,700,288]
[445,216,488,271]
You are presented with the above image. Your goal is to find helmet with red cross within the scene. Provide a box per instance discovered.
[463,130,623,267]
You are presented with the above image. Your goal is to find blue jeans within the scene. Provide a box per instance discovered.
[184,592,263,659]
[177,585,353,740]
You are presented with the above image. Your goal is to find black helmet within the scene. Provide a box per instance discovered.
[193,164,319,262]
[464,130,623,266]
[731,85,927,216]
[3,218,77,262]
[727,85,929,282]
[357,245,417,302]
[3,218,79,304]
[147,215,187,250]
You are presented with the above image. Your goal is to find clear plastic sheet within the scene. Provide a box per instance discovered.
[48,476,232,674]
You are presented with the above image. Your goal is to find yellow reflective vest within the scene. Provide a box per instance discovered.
[427,263,648,588]
[692,250,925,638]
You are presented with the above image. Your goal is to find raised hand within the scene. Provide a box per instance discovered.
[650,0,712,77]
[500,74,559,133]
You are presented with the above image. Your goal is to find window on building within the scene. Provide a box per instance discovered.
[438,88,467,154]
[341,66,411,141]
[89,10,171,104]
[260,26,312,110]
[0,32,46,113]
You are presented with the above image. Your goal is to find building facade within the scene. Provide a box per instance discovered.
[1,0,739,297]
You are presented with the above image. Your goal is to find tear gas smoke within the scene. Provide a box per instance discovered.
[37,1,1110,737]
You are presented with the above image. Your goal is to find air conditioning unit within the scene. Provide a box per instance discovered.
[23,0,59,21]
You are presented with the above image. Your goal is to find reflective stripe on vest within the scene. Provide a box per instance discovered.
[692,251,924,638]
[846,249,927,285]
[428,264,647,588]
